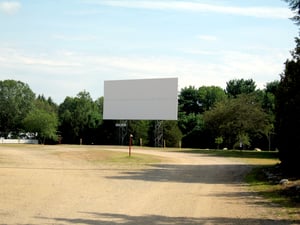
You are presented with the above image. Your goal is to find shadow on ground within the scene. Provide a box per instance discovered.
[106,164,253,184]
[38,212,299,225]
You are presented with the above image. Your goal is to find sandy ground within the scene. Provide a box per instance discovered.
[0,145,299,225]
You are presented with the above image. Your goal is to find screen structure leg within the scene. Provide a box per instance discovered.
[117,120,128,145]
[154,120,163,147]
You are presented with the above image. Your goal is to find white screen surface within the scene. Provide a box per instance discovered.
[103,78,178,120]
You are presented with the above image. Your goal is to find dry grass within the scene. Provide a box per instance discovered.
[54,148,164,165]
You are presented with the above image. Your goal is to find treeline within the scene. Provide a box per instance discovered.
[0,78,277,150]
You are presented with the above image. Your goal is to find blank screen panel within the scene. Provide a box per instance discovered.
[103,78,178,120]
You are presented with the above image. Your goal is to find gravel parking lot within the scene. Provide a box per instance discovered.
[0,145,298,225]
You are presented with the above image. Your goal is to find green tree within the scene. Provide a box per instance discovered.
[178,113,208,148]
[95,96,104,117]
[198,86,227,112]
[128,120,150,146]
[215,136,223,150]
[262,81,279,114]
[178,85,225,148]
[23,96,59,143]
[265,80,280,94]
[58,91,102,144]
[204,94,269,149]
[23,108,58,144]
[179,86,226,115]
[274,0,300,172]
[275,38,300,171]
[0,80,35,136]
[284,0,300,25]
[36,95,58,113]
[163,121,182,147]
[225,78,256,98]
[178,86,201,114]
[259,81,279,150]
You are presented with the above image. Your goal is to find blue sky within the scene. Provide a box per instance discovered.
[0,0,299,104]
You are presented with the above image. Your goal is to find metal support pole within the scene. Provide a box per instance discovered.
[116,120,128,145]
[154,120,163,147]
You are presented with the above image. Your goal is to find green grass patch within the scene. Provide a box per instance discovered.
[246,165,300,219]
[245,166,286,202]
[177,149,279,159]
[171,148,280,165]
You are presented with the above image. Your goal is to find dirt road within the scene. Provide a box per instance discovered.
[0,145,298,225]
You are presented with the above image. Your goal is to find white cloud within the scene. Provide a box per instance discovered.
[65,9,104,16]
[0,46,288,103]
[0,1,21,15]
[52,34,97,42]
[74,50,285,90]
[19,57,81,67]
[197,35,217,41]
[1,46,286,81]
[0,47,83,72]
[84,0,293,19]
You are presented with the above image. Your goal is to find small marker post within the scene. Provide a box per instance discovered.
[129,134,133,157]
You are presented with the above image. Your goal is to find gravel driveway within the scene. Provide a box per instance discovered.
[0,145,298,225]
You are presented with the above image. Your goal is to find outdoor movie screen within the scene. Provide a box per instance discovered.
[103,78,178,120]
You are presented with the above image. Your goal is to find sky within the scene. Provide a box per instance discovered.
[0,0,299,104]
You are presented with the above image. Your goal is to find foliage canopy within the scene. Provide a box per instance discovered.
[0,80,35,135]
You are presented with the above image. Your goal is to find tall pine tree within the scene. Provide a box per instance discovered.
[275,0,300,173]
